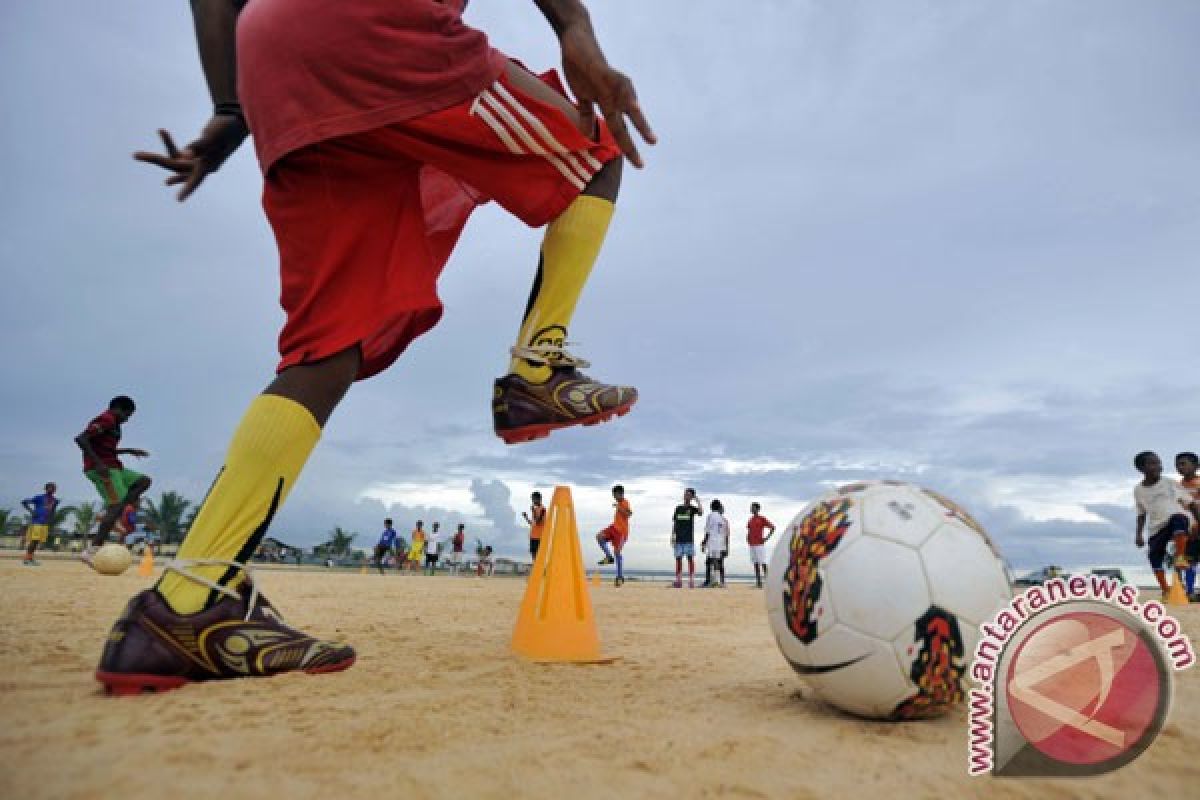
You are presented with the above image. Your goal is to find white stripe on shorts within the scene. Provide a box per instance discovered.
[489,81,602,176]
[478,88,588,189]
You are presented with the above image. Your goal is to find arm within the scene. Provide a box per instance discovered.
[764,520,776,543]
[1135,514,1145,548]
[75,430,108,476]
[21,498,34,515]
[117,447,151,458]
[133,0,249,201]
[532,0,656,167]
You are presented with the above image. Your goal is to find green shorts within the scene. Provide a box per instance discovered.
[86,467,145,505]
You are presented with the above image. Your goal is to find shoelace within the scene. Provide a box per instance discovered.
[163,558,264,622]
[509,343,591,370]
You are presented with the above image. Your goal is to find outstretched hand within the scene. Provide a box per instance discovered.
[134,115,248,201]
[558,25,656,168]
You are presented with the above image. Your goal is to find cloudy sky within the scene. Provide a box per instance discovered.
[2,1,1197,574]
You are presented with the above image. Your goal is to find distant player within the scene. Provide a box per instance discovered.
[746,502,776,589]
[425,522,443,575]
[596,484,632,586]
[20,482,59,566]
[477,545,495,577]
[523,491,547,560]
[449,524,467,575]
[374,518,399,575]
[702,499,729,588]
[670,488,702,588]
[408,521,427,572]
[98,0,653,692]
[1177,452,1200,596]
[75,396,152,569]
[1133,451,1200,597]
[113,501,141,544]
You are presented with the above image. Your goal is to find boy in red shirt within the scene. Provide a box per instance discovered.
[75,396,152,570]
[96,0,654,694]
[746,502,776,589]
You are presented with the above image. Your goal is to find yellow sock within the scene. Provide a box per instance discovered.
[510,195,615,383]
[156,394,320,614]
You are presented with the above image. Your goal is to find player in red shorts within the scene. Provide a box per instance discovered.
[596,484,632,586]
[94,0,655,694]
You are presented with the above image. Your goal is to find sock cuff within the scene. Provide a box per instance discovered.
[547,195,615,237]
[225,394,321,466]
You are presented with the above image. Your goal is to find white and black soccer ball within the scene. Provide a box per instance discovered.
[766,481,1012,720]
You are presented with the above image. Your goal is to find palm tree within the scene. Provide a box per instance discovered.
[47,504,78,536]
[70,502,98,537]
[143,491,192,545]
[0,508,20,536]
[322,526,356,558]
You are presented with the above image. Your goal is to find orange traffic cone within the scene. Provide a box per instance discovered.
[136,544,155,578]
[591,570,601,588]
[1166,571,1189,606]
[512,486,610,663]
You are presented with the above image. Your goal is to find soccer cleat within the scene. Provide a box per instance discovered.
[81,545,99,572]
[492,366,636,445]
[614,576,625,587]
[671,579,682,589]
[23,558,40,566]
[598,556,614,566]
[95,559,354,695]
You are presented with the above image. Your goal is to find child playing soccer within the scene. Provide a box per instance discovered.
[408,521,427,573]
[523,491,547,560]
[702,499,729,588]
[1177,452,1200,597]
[20,482,59,566]
[374,518,399,575]
[75,396,152,570]
[670,488,702,588]
[449,524,467,575]
[596,484,632,586]
[425,522,443,575]
[746,502,776,589]
[97,0,653,694]
[1133,451,1200,597]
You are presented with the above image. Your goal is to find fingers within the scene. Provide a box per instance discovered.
[601,77,656,169]
[605,109,642,169]
[176,167,209,202]
[159,129,181,159]
[133,152,192,173]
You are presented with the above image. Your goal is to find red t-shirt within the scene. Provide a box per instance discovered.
[236,0,507,172]
[747,515,774,546]
[453,531,465,552]
[82,411,122,470]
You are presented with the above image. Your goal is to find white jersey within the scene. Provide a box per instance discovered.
[705,512,729,553]
[1135,479,1192,534]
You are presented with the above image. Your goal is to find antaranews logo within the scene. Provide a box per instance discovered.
[967,575,1195,777]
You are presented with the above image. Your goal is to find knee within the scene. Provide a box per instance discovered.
[583,156,623,202]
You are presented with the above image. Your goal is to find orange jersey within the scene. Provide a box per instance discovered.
[529,504,546,541]
[613,498,632,536]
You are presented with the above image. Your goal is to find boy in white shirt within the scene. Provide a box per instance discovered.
[1134,451,1200,596]
[701,499,729,588]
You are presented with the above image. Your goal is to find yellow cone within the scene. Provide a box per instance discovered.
[512,486,609,663]
[1166,571,1189,606]
[136,544,155,578]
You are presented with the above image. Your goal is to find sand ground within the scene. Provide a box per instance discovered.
[1,558,1197,800]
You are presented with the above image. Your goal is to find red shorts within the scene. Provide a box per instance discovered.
[599,525,628,553]
[264,64,621,380]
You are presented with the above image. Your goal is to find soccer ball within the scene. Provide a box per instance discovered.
[93,543,133,576]
[766,481,1012,720]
